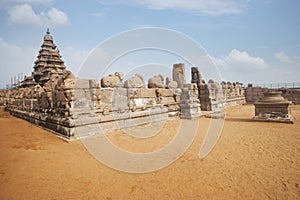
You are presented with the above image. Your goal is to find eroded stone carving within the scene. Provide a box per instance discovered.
[101,72,123,88]
[198,79,226,111]
[148,74,165,88]
[191,67,202,86]
[166,77,178,89]
[124,74,145,88]
[32,29,66,87]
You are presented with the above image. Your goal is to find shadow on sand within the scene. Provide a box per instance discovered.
[225,117,253,122]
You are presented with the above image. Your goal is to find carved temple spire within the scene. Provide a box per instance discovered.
[32,30,67,86]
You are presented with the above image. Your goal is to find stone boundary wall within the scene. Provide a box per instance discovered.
[0,75,183,139]
[0,31,247,139]
[191,67,245,111]
[281,88,300,104]
[221,81,246,107]
[0,73,248,139]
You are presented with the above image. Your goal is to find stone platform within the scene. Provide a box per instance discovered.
[252,92,293,124]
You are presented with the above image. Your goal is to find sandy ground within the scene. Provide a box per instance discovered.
[0,104,300,199]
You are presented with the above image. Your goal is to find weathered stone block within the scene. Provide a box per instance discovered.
[159,89,174,97]
[161,97,176,105]
[100,89,114,103]
[89,79,100,88]
[112,88,128,112]
[101,72,123,88]
[124,74,145,88]
[140,88,156,98]
[73,89,86,101]
[75,78,90,89]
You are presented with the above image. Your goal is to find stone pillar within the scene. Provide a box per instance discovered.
[172,63,186,88]
[191,66,202,100]
[180,83,201,119]
[191,67,202,86]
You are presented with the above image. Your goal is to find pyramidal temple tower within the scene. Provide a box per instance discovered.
[32,28,66,86]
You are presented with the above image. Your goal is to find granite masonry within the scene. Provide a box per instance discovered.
[2,30,294,139]
[253,91,293,123]
[245,84,300,105]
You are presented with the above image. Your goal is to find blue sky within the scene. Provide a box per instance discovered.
[0,0,299,88]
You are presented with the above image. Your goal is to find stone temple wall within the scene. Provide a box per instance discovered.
[0,68,249,139]
[0,64,247,139]
[0,30,250,139]
[221,81,246,106]
[71,74,182,137]
[0,32,195,139]
[191,67,245,111]
[1,71,183,138]
[198,79,226,111]
[2,71,76,137]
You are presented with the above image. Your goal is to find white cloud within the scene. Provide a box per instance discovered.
[212,49,299,84]
[216,49,268,69]
[8,4,70,27]
[8,4,41,25]
[98,0,247,15]
[211,49,271,83]
[47,7,69,26]
[274,52,300,66]
[0,0,53,9]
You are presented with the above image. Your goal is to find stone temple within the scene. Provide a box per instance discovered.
[0,30,297,139]
[33,28,66,86]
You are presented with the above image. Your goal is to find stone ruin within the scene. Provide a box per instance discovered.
[191,67,224,111]
[245,84,268,103]
[281,88,300,104]
[221,81,246,106]
[191,67,245,111]
[0,30,252,139]
[180,83,201,119]
[245,84,300,105]
[0,30,186,138]
[173,63,186,88]
[1,30,77,136]
[253,91,293,123]
[0,30,297,140]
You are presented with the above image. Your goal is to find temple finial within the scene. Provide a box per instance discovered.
[46,28,50,35]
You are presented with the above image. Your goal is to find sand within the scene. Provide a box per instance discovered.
[0,104,299,199]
